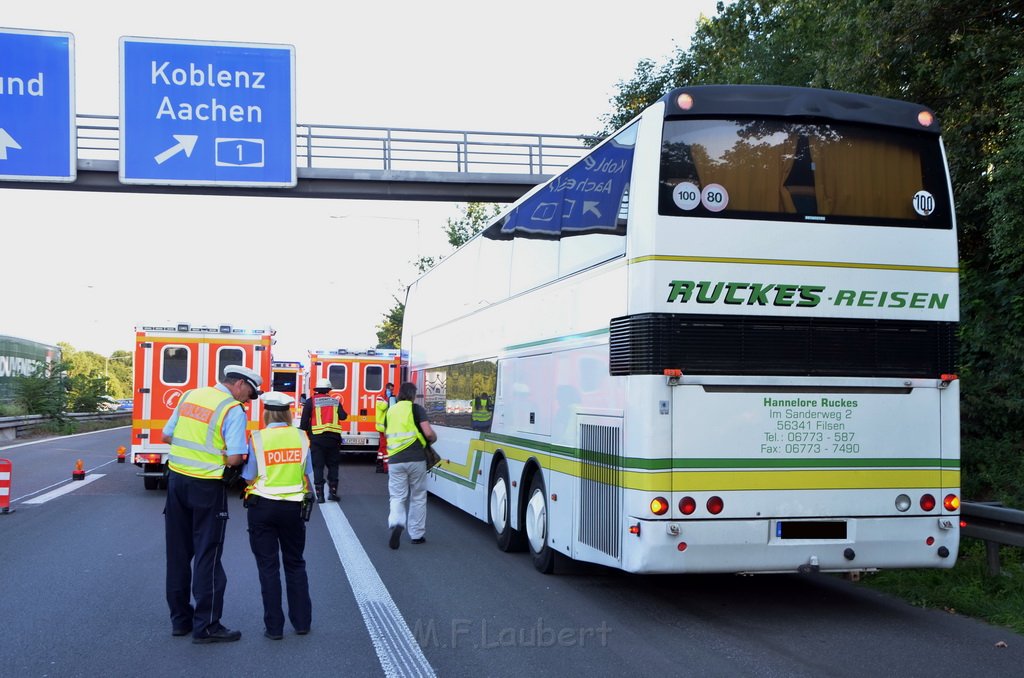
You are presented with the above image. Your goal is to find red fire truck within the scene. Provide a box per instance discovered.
[270,360,305,420]
[306,348,402,453]
[130,322,274,490]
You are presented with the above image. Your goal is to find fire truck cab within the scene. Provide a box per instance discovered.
[131,322,274,490]
[270,360,305,421]
[307,347,402,453]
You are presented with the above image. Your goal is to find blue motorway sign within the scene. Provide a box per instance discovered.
[0,28,75,182]
[483,126,635,240]
[119,37,295,187]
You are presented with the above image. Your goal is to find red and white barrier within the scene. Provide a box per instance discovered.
[0,458,12,514]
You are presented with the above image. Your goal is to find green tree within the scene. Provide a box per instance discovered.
[604,0,1024,501]
[377,202,502,347]
[12,359,68,419]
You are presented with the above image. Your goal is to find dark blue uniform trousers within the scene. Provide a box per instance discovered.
[246,495,312,634]
[165,470,231,638]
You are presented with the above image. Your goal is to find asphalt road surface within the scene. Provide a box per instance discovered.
[1,427,1021,677]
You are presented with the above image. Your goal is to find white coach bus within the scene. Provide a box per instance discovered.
[402,85,960,574]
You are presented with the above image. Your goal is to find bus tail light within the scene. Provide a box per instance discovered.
[629,523,641,537]
[920,494,936,511]
[917,110,934,127]
[650,497,669,516]
[895,494,912,512]
[943,494,960,511]
[706,496,724,515]
[679,496,696,515]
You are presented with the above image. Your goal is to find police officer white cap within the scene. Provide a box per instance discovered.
[261,391,294,411]
[315,378,333,390]
[223,365,263,396]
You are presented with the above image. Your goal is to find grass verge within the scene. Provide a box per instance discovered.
[857,539,1024,635]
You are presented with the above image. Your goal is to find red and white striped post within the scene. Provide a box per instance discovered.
[0,458,13,514]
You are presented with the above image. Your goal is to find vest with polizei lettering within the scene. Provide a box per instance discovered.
[385,400,426,457]
[246,426,309,501]
[168,387,240,479]
[311,394,344,434]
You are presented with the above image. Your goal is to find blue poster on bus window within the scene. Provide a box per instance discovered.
[486,123,636,240]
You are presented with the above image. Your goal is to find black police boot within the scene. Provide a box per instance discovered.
[328,484,340,501]
[315,485,325,504]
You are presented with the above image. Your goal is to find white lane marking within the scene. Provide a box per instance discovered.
[321,503,436,678]
[23,474,106,504]
[12,459,119,504]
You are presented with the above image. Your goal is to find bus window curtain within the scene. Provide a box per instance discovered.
[691,135,798,213]
[809,136,921,219]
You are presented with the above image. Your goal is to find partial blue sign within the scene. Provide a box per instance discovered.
[484,124,636,240]
[119,37,295,187]
[0,28,75,182]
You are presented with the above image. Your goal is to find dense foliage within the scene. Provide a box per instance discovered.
[603,0,1024,505]
[8,344,133,416]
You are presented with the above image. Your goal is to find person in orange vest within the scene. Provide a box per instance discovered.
[161,364,262,644]
[298,378,348,503]
[242,392,314,640]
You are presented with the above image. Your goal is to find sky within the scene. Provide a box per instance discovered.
[2,0,720,363]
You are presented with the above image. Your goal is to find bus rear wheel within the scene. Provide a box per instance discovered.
[525,473,555,573]
[489,458,524,552]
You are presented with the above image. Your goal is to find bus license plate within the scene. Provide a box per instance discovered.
[342,436,368,445]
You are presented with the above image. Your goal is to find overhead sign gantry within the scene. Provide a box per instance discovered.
[119,36,295,187]
[0,27,75,183]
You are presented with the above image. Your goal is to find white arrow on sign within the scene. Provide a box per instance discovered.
[0,128,22,160]
[154,134,199,165]
[583,200,602,218]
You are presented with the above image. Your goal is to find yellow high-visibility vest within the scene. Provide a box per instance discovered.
[246,426,309,502]
[385,401,426,458]
[375,396,388,433]
[168,387,239,479]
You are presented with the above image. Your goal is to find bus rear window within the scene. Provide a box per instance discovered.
[659,118,951,228]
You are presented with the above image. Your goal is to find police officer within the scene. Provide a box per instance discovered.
[242,392,314,640]
[386,382,437,549]
[299,378,348,503]
[162,364,261,643]
[471,392,493,430]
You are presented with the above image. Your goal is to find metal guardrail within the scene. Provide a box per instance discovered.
[77,113,596,176]
[960,501,1024,575]
[0,411,131,443]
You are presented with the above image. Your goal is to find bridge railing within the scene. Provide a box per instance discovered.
[75,114,597,176]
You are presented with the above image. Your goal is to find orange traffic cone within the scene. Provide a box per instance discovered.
[72,459,86,481]
[116,446,126,463]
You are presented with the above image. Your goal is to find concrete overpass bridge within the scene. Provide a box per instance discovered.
[0,113,599,203]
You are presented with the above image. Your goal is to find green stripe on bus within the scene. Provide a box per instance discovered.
[504,327,610,352]
[629,254,959,273]
[479,432,959,471]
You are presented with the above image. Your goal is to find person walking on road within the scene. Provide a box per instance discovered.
[299,378,348,503]
[385,382,437,549]
[242,392,314,640]
[162,364,262,644]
